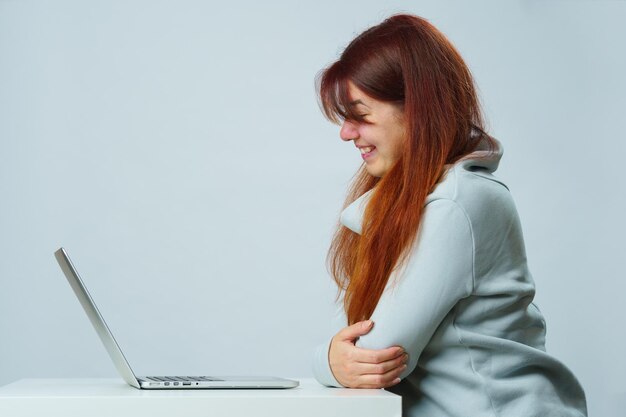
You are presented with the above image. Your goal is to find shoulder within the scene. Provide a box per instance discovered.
[426,164,520,232]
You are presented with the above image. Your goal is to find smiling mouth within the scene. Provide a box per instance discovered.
[359,146,376,154]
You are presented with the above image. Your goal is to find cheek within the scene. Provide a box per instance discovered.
[394,138,405,156]
[360,125,385,147]
[391,128,406,154]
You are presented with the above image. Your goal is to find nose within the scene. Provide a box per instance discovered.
[340,120,359,142]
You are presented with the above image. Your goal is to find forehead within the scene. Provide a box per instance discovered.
[346,81,372,107]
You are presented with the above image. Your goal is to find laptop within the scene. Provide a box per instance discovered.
[54,247,299,390]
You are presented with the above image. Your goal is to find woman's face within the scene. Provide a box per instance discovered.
[340,81,406,178]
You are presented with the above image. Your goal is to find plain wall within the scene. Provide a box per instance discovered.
[1,1,624,416]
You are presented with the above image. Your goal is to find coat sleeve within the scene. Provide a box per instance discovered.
[311,302,348,387]
[355,198,475,379]
[312,338,345,387]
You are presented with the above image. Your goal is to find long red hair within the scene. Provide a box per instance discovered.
[317,14,498,324]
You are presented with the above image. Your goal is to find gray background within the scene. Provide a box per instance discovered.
[1,1,624,416]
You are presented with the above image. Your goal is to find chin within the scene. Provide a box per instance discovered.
[366,168,384,178]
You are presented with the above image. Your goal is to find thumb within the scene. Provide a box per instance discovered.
[338,320,374,341]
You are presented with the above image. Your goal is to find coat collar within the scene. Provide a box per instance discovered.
[339,137,503,235]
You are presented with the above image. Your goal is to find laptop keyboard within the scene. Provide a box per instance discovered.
[146,376,223,382]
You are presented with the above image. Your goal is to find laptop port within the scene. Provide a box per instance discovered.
[183,382,191,386]
[173,382,179,386]
[164,382,170,386]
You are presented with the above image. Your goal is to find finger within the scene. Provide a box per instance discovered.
[353,345,406,364]
[360,377,403,389]
[356,352,408,375]
[356,364,408,389]
[337,320,374,341]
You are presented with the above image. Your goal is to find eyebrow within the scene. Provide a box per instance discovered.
[349,99,369,108]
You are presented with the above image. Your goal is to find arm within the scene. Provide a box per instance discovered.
[312,320,408,388]
[311,273,408,389]
[312,199,474,388]
[355,198,475,378]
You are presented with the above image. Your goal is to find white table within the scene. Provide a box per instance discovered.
[0,378,401,417]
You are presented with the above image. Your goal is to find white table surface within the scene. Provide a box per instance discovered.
[0,377,401,417]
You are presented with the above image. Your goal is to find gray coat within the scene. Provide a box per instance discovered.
[312,138,587,417]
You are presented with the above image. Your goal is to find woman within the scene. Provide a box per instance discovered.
[311,13,588,417]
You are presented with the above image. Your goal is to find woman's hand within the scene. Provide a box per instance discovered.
[328,320,408,389]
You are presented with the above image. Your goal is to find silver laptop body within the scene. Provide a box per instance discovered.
[54,247,299,390]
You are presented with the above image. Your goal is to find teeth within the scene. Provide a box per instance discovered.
[360,146,374,154]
